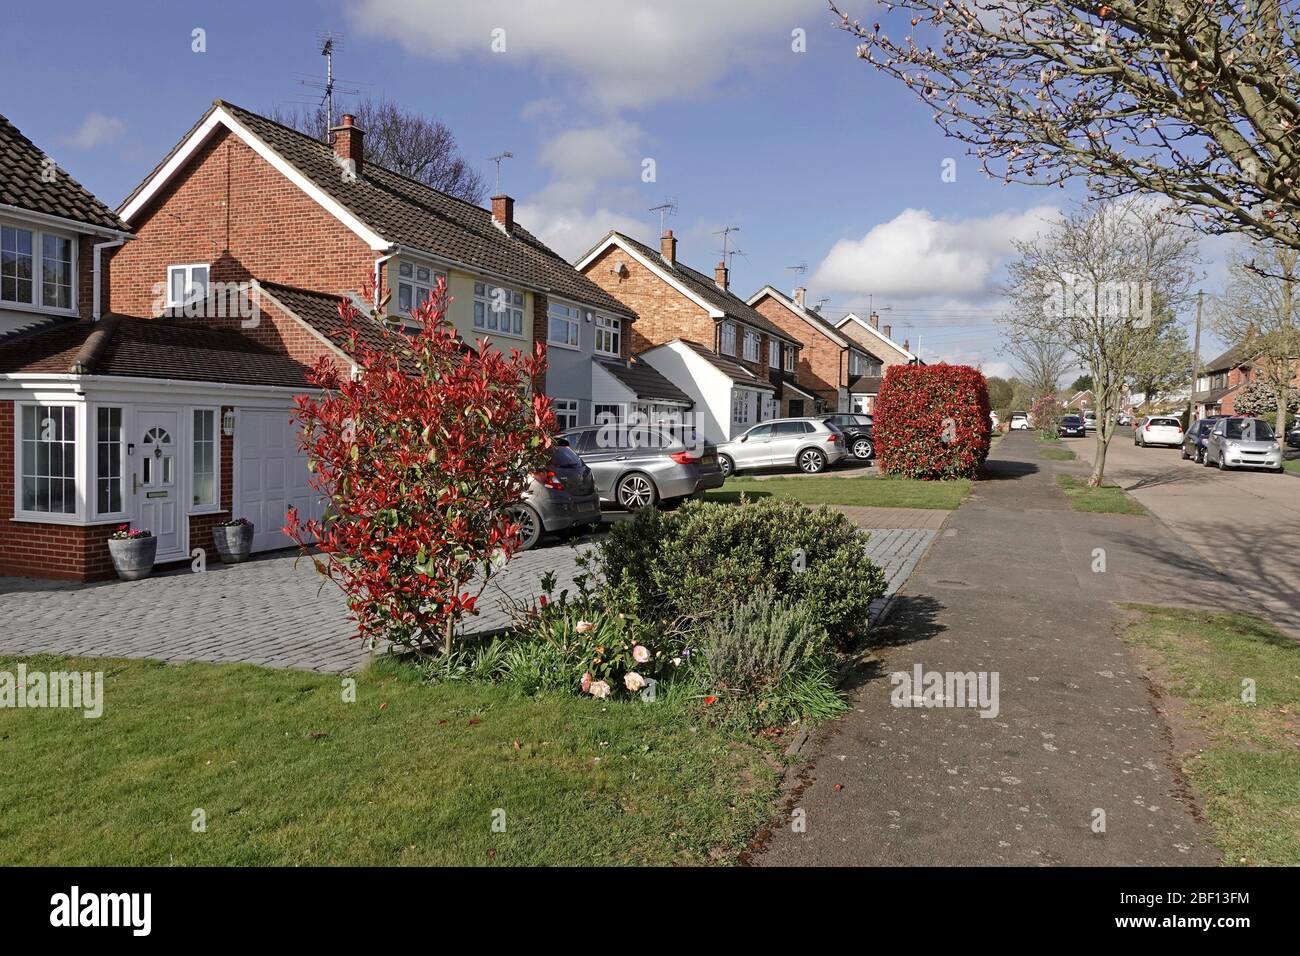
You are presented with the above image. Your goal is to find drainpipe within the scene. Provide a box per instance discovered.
[373,249,398,312]
[92,237,126,320]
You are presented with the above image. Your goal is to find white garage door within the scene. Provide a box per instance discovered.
[237,409,323,552]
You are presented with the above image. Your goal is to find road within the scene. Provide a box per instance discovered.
[1074,429,1300,634]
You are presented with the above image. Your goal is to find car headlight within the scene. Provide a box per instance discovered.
[1270,442,1280,451]
[1226,440,1239,449]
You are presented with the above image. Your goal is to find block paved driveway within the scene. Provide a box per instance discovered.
[0,510,940,674]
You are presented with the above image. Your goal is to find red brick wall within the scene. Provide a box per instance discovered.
[753,295,840,410]
[107,126,375,317]
[581,245,714,355]
[0,401,117,580]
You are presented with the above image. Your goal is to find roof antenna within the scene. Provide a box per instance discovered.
[726,248,749,268]
[488,151,514,195]
[297,33,358,142]
[713,225,740,260]
[813,296,830,312]
[649,197,678,235]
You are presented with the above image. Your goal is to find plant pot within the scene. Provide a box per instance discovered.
[107,535,158,581]
[213,523,255,564]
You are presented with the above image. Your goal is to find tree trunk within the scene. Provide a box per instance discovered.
[444,616,455,657]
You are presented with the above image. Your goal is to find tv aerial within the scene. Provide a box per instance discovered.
[649,197,678,235]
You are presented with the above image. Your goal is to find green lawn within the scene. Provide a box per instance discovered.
[1121,605,1300,866]
[1055,474,1146,514]
[703,474,970,509]
[1284,459,1299,475]
[1039,447,1077,461]
[0,654,782,866]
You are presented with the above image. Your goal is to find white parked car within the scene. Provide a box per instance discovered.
[1009,411,1031,431]
[1135,415,1184,447]
[717,418,848,476]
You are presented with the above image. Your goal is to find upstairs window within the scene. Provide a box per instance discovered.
[742,329,760,362]
[2,223,75,311]
[784,345,796,372]
[473,282,525,336]
[167,264,209,308]
[719,321,736,356]
[594,314,620,356]
[548,302,581,348]
[769,340,780,368]
[397,261,444,315]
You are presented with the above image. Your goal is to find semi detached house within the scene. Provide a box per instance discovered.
[0,101,635,580]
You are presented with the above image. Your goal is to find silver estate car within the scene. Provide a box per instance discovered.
[1203,416,1285,472]
[508,442,602,551]
[716,418,848,476]
[561,424,724,510]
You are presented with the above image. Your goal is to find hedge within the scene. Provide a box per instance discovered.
[875,363,991,479]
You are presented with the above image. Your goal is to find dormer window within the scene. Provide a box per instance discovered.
[397,261,444,314]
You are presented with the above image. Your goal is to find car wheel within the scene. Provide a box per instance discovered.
[508,503,543,551]
[1180,444,1189,460]
[718,453,735,478]
[852,437,874,460]
[615,472,658,510]
[1215,451,1226,470]
[797,448,827,474]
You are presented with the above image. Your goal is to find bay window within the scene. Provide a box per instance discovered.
[594,314,620,356]
[192,409,218,508]
[548,302,581,348]
[2,221,76,312]
[473,281,525,336]
[95,407,124,516]
[20,404,77,516]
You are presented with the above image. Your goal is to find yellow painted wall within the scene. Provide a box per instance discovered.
[386,258,533,356]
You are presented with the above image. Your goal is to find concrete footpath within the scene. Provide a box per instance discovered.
[754,432,1228,866]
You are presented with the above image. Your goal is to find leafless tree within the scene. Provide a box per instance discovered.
[274,97,487,203]
[1004,199,1199,485]
[1212,242,1300,438]
[830,1,1300,250]
[1001,324,1072,396]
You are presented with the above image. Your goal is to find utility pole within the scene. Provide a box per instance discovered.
[1188,289,1203,425]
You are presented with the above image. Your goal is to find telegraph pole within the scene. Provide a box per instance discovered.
[1188,289,1203,424]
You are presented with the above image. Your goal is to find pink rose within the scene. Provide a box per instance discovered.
[589,680,612,699]
[632,645,651,664]
[580,672,593,693]
[624,671,646,692]
[576,620,596,634]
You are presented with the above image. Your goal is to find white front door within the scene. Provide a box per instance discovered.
[134,410,182,559]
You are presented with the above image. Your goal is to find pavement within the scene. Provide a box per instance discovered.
[754,431,1227,867]
[1070,430,1300,634]
[0,507,939,674]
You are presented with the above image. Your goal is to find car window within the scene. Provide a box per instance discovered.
[746,424,775,440]
[550,445,583,468]
[775,421,805,436]
[562,429,594,452]
[1225,418,1274,440]
[1150,418,1180,428]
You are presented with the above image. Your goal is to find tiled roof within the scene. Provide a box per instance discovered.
[0,113,128,232]
[847,374,883,394]
[609,233,801,346]
[0,315,314,387]
[1203,342,1256,372]
[595,358,693,405]
[674,339,775,391]
[257,281,387,357]
[122,101,632,318]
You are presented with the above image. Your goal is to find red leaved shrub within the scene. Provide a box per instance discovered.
[285,278,554,653]
[874,364,991,479]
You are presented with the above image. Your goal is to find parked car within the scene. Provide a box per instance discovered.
[1082,410,1097,431]
[825,413,875,460]
[507,442,602,550]
[1058,414,1086,438]
[1203,416,1284,472]
[1180,417,1220,463]
[990,410,1001,429]
[561,424,724,510]
[717,418,848,476]
[1117,413,1132,426]
[1286,421,1300,448]
[1135,415,1184,447]
[1009,411,1031,431]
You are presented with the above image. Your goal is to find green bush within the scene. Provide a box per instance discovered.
[699,587,829,694]
[599,497,886,649]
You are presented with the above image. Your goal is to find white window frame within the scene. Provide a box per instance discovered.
[594,313,621,357]
[784,345,795,372]
[742,329,760,363]
[852,395,872,414]
[167,263,210,308]
[395,260,446,315]
[551,398,580,431]
[0,217,78,316]
[548,301,582,350]
[14,401,85,524]
[473,281,526,338]
[731,389,753,427]
[720,321,736,356]
[92,404,128,520]
[190,406,221,513]
[769,340,780,368]
[593,403,624,425]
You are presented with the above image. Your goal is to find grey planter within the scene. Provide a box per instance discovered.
[107,535,158,581]
[213,522,255,564]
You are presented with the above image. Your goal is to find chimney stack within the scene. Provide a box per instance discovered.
[660,229,677,266]
[794,287,807,308]
[869,311,880,330]
[491,194,515,234]
[330,114,363,176]
[883,323,892,340]
[714,261,729,291]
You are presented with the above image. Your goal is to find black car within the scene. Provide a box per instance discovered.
[1180,416,1221,462]
[824,413,875,460]
[1058,414,1086,438]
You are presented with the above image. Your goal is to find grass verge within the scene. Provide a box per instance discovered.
[1055,474,1146,514]
[1283,459,1299,475]
[1039,447,1077,461]
[0,654,782,866]
[704,475,969,509]
[1121,605,1300,866]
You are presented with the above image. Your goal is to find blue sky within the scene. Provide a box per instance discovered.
[1,0,1229,373]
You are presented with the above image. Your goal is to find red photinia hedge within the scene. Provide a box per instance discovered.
[875,363,991,479]
[284,278,554,653]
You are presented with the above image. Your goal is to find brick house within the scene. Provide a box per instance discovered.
[748,284,884,414]
[0,99,635,581]
[575,230,811,442]
[1192,342,1275,418]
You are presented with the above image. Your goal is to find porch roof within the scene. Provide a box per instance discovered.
[0,315,315,388]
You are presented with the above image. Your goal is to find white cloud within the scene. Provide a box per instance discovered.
[812,206,1060,301]
[349,0,812,109]
[516,203,650,261]
[61,113,126,149]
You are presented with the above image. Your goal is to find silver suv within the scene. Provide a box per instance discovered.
[716,418,848,476]
[561,424,724,510]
